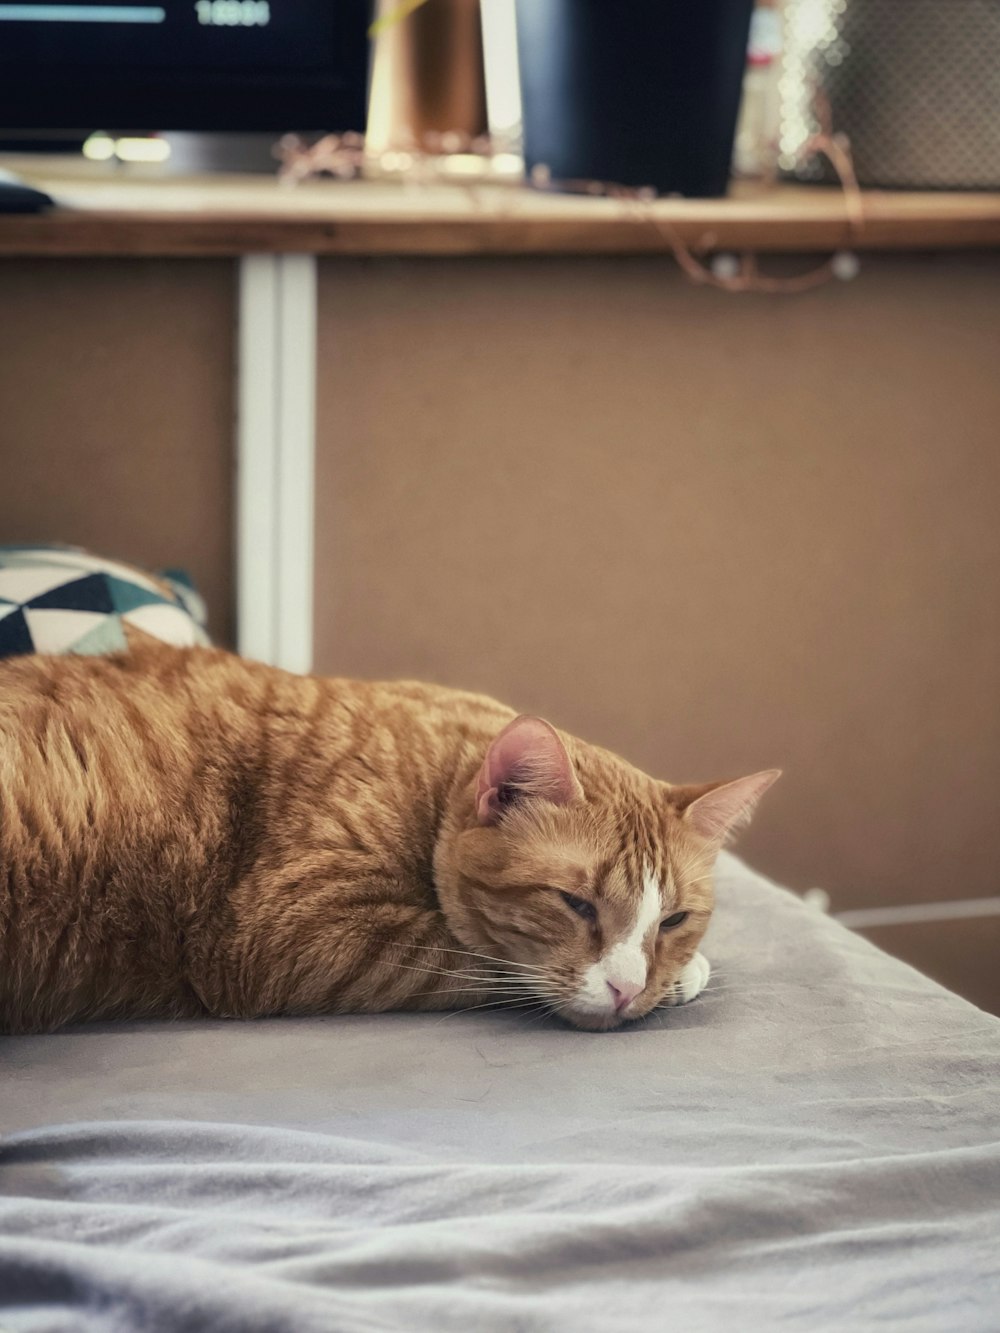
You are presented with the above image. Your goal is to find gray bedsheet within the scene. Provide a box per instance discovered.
[2,853,998,1332]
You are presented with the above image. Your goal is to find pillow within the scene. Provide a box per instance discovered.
[0,545,210,659]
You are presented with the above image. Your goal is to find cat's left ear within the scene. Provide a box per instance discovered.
[476,715,584,826]
[668,769,781,846]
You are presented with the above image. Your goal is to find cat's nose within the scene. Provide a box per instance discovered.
[607,980,644,1011]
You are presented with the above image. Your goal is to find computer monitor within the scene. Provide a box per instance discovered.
[0,0,370,134]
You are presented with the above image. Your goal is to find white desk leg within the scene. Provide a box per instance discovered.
[236,253,317,674]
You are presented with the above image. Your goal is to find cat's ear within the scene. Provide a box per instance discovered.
[668,769,781,845]
[476,715,584,826]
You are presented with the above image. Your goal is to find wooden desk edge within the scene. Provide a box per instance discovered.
[2,198,1000,257]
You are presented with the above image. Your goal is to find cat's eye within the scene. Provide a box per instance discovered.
[660,911,689,932]
[560,892,597,924]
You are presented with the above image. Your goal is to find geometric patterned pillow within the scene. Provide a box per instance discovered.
[0,544,211,659]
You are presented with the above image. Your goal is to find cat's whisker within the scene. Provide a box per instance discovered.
[388,940,550,976]
[516,1005,560,1029]
[458,981,544,991]
[408,986,493,997]
[399,970,542,1002]
[387,955,556,1009]
[389,960,492,983]
[407,985,521,1000]
[469,959,550,977]
[392,943,549,975]
[498,997,560,1013]
[390,959,543,993]
[405,959,548,986]
[433,993,551,1022]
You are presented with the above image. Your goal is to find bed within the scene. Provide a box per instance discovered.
[2,851,998,1331]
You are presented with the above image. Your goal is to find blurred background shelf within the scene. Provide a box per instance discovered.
[2,162,1000,256]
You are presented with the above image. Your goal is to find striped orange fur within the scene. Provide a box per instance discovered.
[0,645,777,1033]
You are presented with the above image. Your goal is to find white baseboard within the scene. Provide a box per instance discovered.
[836,897,1000,930]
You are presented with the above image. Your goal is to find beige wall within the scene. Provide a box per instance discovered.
[0,259,236,645]
[315,253,1000,920]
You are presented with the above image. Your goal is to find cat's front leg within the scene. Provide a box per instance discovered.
[662,951,711,1006]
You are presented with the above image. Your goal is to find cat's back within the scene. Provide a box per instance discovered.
[0,645,322,907]
[0,645,510,815]
[0,645,516,880]
[1,644,269,801]
[0,646,366,1029]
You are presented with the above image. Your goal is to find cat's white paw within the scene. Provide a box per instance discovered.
[663,951,710,1006]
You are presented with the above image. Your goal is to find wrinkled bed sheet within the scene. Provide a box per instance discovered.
[2,852,998,1331]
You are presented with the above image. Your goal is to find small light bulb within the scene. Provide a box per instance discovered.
[711,253,741,282]
[83,133,115,162]
[115,137,171,164]
[832,250,860,282]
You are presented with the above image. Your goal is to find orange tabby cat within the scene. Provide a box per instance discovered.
[0,644,778,1034]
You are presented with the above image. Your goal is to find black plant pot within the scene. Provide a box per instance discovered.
[515,0,754,197]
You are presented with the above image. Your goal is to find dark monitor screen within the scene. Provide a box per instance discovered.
[0,0,370,132]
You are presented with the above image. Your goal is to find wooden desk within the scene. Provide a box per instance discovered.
[3,163,1000,257]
